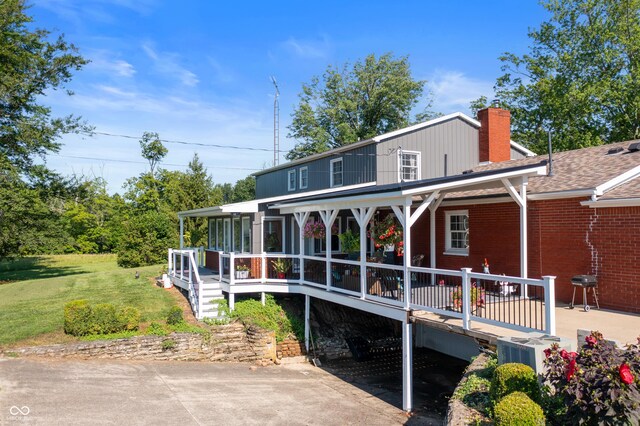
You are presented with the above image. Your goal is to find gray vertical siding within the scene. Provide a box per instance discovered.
[255,143,376,198]
[510,146,528,160]
[375,118,479,185]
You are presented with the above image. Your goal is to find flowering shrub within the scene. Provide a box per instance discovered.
[543,331,640,424]
[370,215,403,248]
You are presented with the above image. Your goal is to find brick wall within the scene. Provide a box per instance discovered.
[276,338,306,358]
[478,108,511,163]
[409,198,640,313]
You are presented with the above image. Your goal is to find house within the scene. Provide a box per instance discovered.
[171,107,640,411]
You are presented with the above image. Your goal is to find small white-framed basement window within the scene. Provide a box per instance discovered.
[445,210,469,256]
[288,170,296,191]
[330,158,343,187]
[299,166,308,189]
[399,150,421,181]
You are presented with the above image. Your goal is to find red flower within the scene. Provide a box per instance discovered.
[438,279,445,286]
[560,349,569,360]
[620,363,635,385]
[544,348,552,358]
[566,359,577,380]
[585,335,598,347]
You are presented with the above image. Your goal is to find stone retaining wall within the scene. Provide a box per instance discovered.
[5,323,277,363]
[276,338,306,358]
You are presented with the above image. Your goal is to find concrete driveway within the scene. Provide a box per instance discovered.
[0,358,411,425]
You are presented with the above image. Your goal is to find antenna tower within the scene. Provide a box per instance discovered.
[271,76,280,166]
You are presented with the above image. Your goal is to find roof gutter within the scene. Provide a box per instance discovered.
[592,164,640,201]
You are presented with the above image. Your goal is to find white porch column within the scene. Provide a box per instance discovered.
[319,209,338,290]
[351,207,376,299]
[402,317,413,412]
[229,293,235,311]
[501,176,529,298]
[304,295,310,352]
[179,215,184,249]
[294,212,310,284]
[261,292,266,306]
[427,194,444,270]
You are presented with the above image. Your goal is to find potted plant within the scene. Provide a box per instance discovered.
[338,229,360,260]
[271,258,291,279]
[450,282,485,314]
[236,264,250,279]
[370,215,403,252]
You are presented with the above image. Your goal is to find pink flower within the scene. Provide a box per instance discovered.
[438,279,445,286]
[560,349,569,360]
[585,335,598,347]
[544,348,552,358]
[620,363,635,385]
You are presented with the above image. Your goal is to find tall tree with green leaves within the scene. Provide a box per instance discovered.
[0,0,90,176]
[286,53,435,160]
[485,0,640,153]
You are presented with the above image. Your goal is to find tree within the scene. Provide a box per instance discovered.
[286,53,434,160]
[486,0,640,153]
[0,0,90,176]
[139,132,167,177]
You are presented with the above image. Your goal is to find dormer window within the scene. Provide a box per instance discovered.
[399,150,421,181]
[330,158,343,187]
[288,170,296,191]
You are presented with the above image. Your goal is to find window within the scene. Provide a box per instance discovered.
[399,150,421,181]
[299,167,308,189]
[241,217,251,253]
[263,217,285,253]
[315,218,341,253]
[208,219,216,249]
[288,170,296,191]
[233,217,241,252]
[223,218,231,252]
[216,218,223,250]
[330,158,343,187]
[445,210,469,255]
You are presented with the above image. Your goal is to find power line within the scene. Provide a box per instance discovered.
[52,154,262,171]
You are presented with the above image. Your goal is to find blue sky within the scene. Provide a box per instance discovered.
[33,0,548,193]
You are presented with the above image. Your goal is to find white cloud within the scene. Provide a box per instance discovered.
[142,43,199,87]
[89,56,136,77]
[282,36,331,59]
[427,70,494,114]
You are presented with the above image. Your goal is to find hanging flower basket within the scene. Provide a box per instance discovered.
[303,221,338,239]
[370,215,403,249]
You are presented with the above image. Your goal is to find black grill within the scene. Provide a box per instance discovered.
[570,275,599,311]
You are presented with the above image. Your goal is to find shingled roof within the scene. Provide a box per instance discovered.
[445,140,640,200]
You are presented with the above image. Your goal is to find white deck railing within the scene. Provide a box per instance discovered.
[168,248,204,318]
[170,249,556,335]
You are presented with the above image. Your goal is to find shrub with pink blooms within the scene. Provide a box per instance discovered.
[543,331,640,424]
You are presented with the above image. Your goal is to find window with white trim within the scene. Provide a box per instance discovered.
[399,150,421,181]
[287,170,296,191]
[315,218,342,253]
[445,210,469,255]
[263,217,285,253]
[299,167,308,189]
[241,217,251,253]
[223,218,231,252]
[216,218,223,250]
[208,219,216,249]
[330,158,343,187]
[233,217,241,252]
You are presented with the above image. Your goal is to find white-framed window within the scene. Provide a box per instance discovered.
[216,218,223,250]
[330,158,343,187]
[233,217,241,252]
[263,216,285,253]
[288,170,296,191]
[399,150,421,181]
[299,166,308,189]
[223,218,231,252]
[241,217,251,253]
[445,210,469,256]
[208,218,216,249]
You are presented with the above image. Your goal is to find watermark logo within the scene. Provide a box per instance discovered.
[9,406,30,416]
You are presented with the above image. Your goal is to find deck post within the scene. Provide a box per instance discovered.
[403,198,412,309]
[402,317,413,413]
[428,194,444,284]
[168,249,173,276]
[543,275,556,335]
[304,295,310,352]
[218,251,223,282]
[294,212,310,285]
[229,293,235,311]
[520,177,529,298]
[261,292,266,306]
[351,207,376,299]
[229,252,235,286]
[319,209,338,291]
[461,267,472,330]
[261,252,267,283]
[179,216,184,249]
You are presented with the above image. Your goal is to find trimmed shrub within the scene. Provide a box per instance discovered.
[64,300,92,336]
[166,306,184,325]
[90,303,119,334]
[116,306,141,331]
[490,363,540,403]
[494,391,545,425]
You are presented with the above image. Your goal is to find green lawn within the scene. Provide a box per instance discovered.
[0,255,177,347]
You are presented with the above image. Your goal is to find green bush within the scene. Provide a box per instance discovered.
[116,306,141,331]
[490,363,540,403]
[63,300,141,336]
[162,339,176,350]
[64,300,92,336]
[146,321,168,336]
[230,294,303,342]
[166,306,184,325]
[494,391,545,425]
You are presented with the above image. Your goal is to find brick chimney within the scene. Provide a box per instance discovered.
[477,107,511,163]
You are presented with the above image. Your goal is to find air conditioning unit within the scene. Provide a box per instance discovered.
[497,334,575,374]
